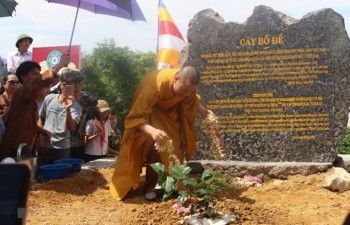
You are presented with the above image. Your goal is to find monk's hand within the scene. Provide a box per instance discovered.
[151,129,169,146]
[139,124,169,145]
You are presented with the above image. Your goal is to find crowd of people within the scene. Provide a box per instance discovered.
[0,34,121,169]
[1,33,208,201]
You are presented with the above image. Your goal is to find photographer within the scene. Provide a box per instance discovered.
[37,69,82,166]
[70,92,96,159]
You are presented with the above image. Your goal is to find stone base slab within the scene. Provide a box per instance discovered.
[187,160,333,179]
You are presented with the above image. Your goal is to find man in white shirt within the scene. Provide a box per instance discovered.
[7,34,33,74]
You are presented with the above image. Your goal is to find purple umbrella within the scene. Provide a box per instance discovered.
[46,0,146,51]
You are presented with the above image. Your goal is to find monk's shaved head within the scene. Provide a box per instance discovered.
[177,66,200,85]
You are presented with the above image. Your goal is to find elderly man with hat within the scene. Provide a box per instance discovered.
[7,34,33,74]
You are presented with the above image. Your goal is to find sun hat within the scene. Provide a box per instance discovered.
[16,34,33,48]
[97,100,111,113]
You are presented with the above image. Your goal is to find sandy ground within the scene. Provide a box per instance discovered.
[25,165,350,225]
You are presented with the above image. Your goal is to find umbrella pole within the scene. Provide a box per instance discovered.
[68,0,82,53]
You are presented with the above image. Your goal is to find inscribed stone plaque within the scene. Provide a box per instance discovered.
[183,5,350,162]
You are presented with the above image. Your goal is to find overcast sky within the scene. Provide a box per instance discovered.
[1,0,350,56]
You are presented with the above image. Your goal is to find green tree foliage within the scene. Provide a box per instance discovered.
[340,128,350,154]
[81,39,156,130]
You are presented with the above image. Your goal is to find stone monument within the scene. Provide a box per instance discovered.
[182,5,350,163]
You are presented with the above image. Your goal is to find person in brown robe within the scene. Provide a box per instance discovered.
[0,54,70,160]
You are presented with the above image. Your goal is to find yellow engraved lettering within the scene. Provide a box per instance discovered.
[250,38,256,45]
[271,36,278,44]
[278,34,284,44]
[263,35,270,45]
[252,92,274,98]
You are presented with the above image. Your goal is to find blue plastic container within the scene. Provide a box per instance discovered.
[54,158,84,173]
[40,164,72,180]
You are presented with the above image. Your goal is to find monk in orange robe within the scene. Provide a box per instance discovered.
[110,66,207,201]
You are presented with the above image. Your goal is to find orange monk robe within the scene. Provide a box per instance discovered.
[110,69,200,201]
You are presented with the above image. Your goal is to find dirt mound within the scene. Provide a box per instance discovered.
[26,167,350,225]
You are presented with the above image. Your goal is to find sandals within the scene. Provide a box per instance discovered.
[145,191,157,200]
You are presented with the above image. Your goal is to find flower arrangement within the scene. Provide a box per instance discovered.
[201,110,228,160]
[154,139,180,167]
[232,175,263,188]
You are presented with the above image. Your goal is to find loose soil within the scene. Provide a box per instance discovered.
[26,166,350,225]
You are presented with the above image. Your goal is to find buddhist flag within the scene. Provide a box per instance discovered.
[157,0,186,69]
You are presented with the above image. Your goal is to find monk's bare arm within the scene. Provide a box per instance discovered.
[138,124,168,145]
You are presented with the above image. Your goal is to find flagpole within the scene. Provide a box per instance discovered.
[68,0,81,53]
[156,0,161,69]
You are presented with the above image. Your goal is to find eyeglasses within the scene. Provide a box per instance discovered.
[7,80,19,85]
[61,82,73,86]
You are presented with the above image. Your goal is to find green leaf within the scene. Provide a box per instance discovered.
[340,128,350,154]
[170,165,192,179]
[206,206,213,218]
[162,191,174,199]
[178,190,188,198]
[191,205,198,215]
[213,180,232,188]
[183,177,197,187]
[150,163,164,174]
[201,168,214,180]
[202,195,213,203]
[213,173,225,179]
[195,189,208,197]
[164,176,176,193]
[177,191,188,204]
[158,172,167,187]
[202,176,215,185]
